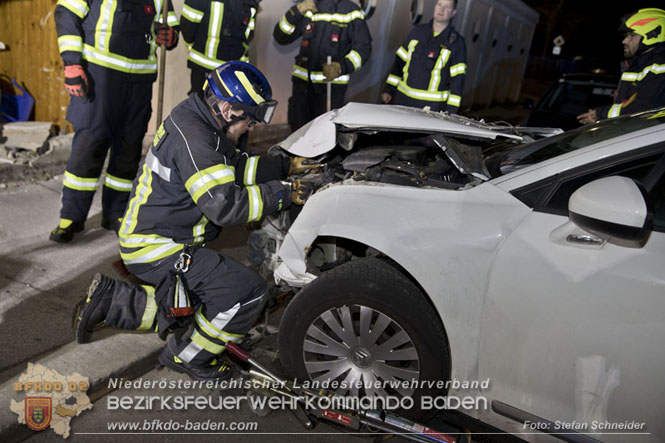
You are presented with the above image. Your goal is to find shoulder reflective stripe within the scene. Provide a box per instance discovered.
[345,50,362,71]
[608,104,622,118]
[244,156,259,185]
[120,242,183,264]
[450,62,466,77]
[57,0,89,18]
[428,48,451,92]
[137,285,157,330]
[193,215,209,243]
[398,82,449,101]
[96,0,117,53]
[63,171,99,191]
[247,185,263,222]
[104,173,133,191]
[622,63,665,82]
[121,163,153,235]
[188,48,227,70]
[185,164,236,204]
[311,10,365,23]
[145,149,171,182]
[58,35,83,53]
[182,4,204,22]
[292,65,350,84]
[83,45,157,73]
[386,74,400,86]
[206,1,224,59]
[396,46,409,61]
[447,94,461,107]
[279,15,296,34]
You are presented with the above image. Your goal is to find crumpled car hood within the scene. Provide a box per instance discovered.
[276,103,524,181]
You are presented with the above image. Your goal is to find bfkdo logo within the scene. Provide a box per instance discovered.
[25,397,52,431]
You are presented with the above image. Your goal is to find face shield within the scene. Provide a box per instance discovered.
[231,100,278,125]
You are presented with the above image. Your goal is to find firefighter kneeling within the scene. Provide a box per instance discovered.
[73,62,316,381]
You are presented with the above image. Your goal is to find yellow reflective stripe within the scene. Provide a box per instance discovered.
[57,0,89,18]
[188,47,227,70]
[292,65,350,84]
[279,15,295,34]
[63,171,99,191]
[195,306,243,343]
[247,185,263,222]
[401,40,418,87]
[83,44,157,74]
[121,164,153,235]
[96,0,117,52]
[184,164,236,204]
[240,54,249,62]
[621,63,665,82]
[236,71,264,104]
[58,35,83,53]
[450,63,466,77]
[206,1,224,59]
[119,232,174,248]
[396,46,409,61]
[120,242,183,264]
[191,330,226,354]
[193,215,209,243]
[244,156,259,185]
[167,11,179,26]
[429,48,450,92]
[137,285,157,330]
[245,8,256,39]
[104,173,133,191]
[311,10,365,23]
[387,74,400,86]
[182,4,204,22]
[345,49,362,71]
[608,104,622,118]
[398,82,449,102]
[448,94,461,107]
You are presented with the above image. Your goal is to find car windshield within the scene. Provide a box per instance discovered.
[485,109,665,177]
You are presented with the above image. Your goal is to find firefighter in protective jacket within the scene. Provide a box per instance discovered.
[51,0,180,243]
[382,0,467,114]
[578,8,665,124]
[73,62,315,381]
[181,0,261,95]
[273,0,372,131]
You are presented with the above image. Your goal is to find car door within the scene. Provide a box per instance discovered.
[478,146,665,443]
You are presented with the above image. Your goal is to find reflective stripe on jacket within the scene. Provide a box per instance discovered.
[119,93,291,265]
[384,21,466,113]
[181,0,258,71]
[596,44,665,120]
[55,0,179,79]
[273,0,372,91]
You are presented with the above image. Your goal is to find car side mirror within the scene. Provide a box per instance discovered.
[568,176,653,242]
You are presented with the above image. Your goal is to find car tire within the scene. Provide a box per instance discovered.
[279,257,451,420]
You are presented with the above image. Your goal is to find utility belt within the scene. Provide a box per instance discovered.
[155,246,196,340]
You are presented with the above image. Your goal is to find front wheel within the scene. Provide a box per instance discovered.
[279,257,451,420]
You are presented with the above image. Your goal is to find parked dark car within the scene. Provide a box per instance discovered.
[525,72,618,130]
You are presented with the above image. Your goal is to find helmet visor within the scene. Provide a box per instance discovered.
[232,100,278,124]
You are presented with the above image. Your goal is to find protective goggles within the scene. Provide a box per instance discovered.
[231,100,278,125]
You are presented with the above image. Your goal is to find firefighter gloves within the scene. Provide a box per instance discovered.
[323,61,342,81]
[155,23,179,50]
[291,179,314,205]
[290,156,322,175]
[64,65,88,99]
[297,0,318,15]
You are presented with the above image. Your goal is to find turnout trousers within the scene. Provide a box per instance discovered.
[60,63,153,223]
[102,246,267,366]
[288,78,347,132]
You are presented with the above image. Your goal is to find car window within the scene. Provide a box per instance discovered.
[540,82,615,116]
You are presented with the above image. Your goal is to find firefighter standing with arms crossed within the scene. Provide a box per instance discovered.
[51,0,180,242]
[273,0,372,132]
[72,62,315,381]
[382,0,467,114]
[180,0,261,96]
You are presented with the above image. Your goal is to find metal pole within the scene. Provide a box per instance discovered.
[326,55,332,112]
[156,0,168,125]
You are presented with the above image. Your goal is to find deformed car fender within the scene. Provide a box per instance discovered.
[275,180,532,388]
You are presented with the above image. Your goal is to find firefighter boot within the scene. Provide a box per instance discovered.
[49,219,85,243]
[73,273,115,343]
[158,337,233,382]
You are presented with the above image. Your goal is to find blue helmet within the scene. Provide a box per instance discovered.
[204,61,277,124]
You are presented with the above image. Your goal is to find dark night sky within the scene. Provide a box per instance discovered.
[522,0,660,75]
